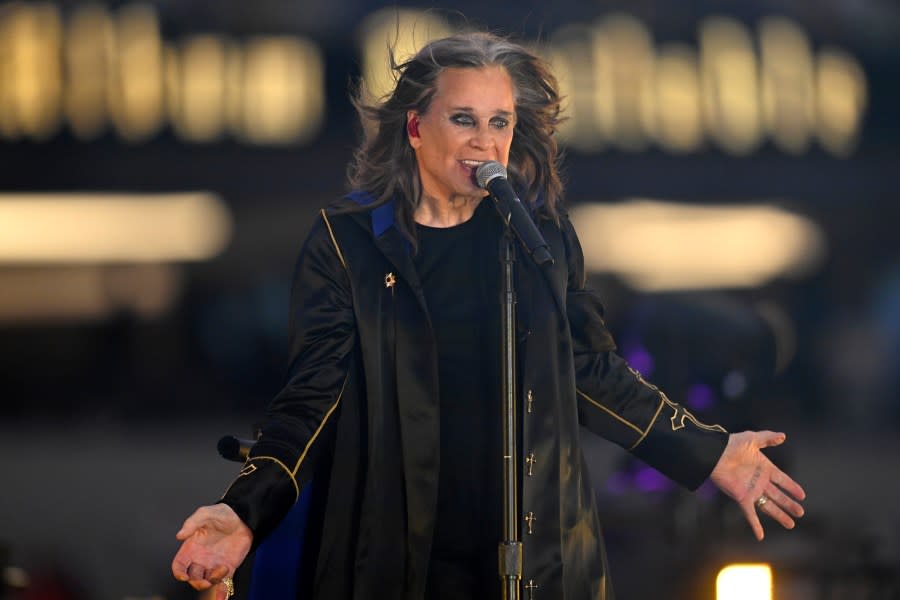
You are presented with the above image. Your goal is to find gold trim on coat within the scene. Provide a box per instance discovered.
[320,209,348,270]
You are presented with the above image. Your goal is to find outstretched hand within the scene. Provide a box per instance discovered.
[709,431,806,541]
[172,503,253,600]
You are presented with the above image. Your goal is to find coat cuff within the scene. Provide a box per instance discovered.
[629,397,729,490]
[219,457,300,549]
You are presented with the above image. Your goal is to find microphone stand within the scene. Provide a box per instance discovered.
[487,176,552,600]
[497,228,522,600]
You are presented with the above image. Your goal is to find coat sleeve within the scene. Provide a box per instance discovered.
[561,216,729,490]
[220,209,355,542]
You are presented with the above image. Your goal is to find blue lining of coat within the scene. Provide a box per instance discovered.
[345,189,395,238]
[248,483,313,600]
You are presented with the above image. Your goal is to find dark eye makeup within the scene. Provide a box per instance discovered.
[449,113,512,129]
[450,113,476,126]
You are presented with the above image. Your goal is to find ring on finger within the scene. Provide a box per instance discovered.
[755,495,768,509]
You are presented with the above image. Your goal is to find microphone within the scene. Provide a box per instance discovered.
[217,435,256,462]
[475,162,554,267]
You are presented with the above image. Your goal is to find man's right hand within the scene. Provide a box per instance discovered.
[172,503,253,600]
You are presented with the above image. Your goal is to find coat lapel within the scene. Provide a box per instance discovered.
[373,228,427,312]
[346,192,429,316]
[345,192,439,598]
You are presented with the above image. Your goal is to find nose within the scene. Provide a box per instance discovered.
[469,124,493,150]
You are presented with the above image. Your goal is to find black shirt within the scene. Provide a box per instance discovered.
[414,199,503,562]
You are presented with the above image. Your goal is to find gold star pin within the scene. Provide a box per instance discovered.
[384,272,396,288]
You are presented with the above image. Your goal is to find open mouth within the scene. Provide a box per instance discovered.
[459,159,486,177]
[459,160,486,168]
[458,160,485,185]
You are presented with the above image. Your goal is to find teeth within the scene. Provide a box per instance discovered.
[461,160,484,167]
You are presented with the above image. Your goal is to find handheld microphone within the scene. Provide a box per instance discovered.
[475,161,554,267]
[217,435,256,462]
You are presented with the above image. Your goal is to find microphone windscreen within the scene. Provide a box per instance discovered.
[217,435,252,462]
[476,161,507,189]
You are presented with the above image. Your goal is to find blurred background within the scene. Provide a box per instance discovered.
[0,0,898,598]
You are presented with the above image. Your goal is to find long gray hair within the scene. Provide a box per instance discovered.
[347,31,565,244]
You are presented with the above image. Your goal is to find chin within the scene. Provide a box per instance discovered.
[447,178,479,196]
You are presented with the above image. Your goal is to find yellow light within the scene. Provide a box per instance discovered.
[0,2,63,140]
[549,24,604,151]
[716,563,773,600]
[699,17,762,155]
[654,43,703,153]
[64,3,114,140]
[0,4,18,138]
[109,3,164,141]
[816,46,867,157]
[358,8,452,102]
[591,14,656,151]
[759,17,815,154]
[0,264,181,324]
[174,34,229,142]
[238,35,324,145]
[570,200,826,292]
[0,193,232,264]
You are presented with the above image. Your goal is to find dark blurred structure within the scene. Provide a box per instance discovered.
[1,1,899,598]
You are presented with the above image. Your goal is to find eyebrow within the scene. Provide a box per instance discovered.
[449,106,515,118]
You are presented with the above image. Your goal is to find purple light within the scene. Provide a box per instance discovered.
[686,383,716,411]
[634,466,674,493]
[624,346,655,377]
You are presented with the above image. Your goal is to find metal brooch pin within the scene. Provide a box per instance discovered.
[384,272,396,288]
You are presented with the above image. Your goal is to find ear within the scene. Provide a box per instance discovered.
[406,111,421,148]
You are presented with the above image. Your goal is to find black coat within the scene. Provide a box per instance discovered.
[222,194,729,600]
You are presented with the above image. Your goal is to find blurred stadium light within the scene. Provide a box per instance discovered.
[570,200,826,291]
[0,264,181,323]
[64,2,114,140]
[816,47,868,156]
[716,564,773,600]
[0,192,232,263]
[0,192,231,323]
[358,7,453,101]
[237,35,325,145]
[547,13,866,156]
[109,3,164,142]
[759,17,816,155]
[0,2,869,154]
[0,1,63,140]
[0,1,324,145]
[699,16,763,155]
[171,34,230,143]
